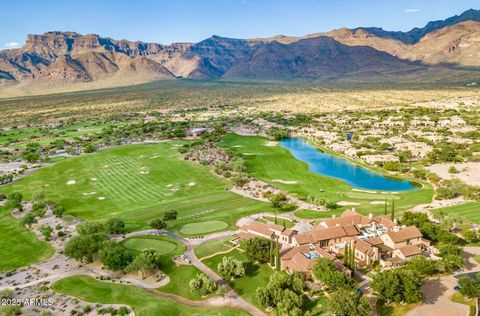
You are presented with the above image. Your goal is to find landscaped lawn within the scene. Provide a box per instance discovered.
[436,202,480,224]
[260,216,294,228]
[52,275,249,316]
[221,133,433,215]
[2,143,268,233]
[294,208,344,219]
[120,235,203,300]
[0,206,54,271]
[203,250,274,308]
[194,237,234,260]
[180,220,229,235]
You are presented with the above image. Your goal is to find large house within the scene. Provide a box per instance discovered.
[237,209,434,275]
[238,221,297,246]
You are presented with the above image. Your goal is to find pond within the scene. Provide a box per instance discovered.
[280,138,416,192]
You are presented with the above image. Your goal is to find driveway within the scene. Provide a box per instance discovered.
[407,276,469,316]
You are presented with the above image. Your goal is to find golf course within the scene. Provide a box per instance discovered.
[0,206,54,271]
[52,275,249,316]
[221,133,433,215]
[3,142,268,233]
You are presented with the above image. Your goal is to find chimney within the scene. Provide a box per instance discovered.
[368,213,373,219]
[352,207,356,212]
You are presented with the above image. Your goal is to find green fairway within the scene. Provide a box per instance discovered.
[121,236,177,256]
[52,275,248,316]
[0,206,54,271]
[221,134,433,215]
[203,250,273,308]
[437,202,480,224]
[120,235,203,300]
[3,143,268,232]
[180,220,229,235]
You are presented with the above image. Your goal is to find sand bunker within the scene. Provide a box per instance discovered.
[98,197,106,200]
[272,179,298,184]
[242,153,255,156]
[188,182,196,186]
[264,141,278,147]
[149,155,159,159]
[91,178,97,181]
[337,201,360,206]
[370,201,386,205]
[166,184,173,188]
[231,145,243,148]
[139,171,150,174]
[352,189,377,194]
[82,192,97,196]
[67,180,76,185]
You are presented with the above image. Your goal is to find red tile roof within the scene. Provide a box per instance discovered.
[294,225,360,245]
[239,221,297,239]
[398,245,422,257]
[386,226,422,243]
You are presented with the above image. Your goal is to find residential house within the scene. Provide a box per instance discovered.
[238,221,297,247]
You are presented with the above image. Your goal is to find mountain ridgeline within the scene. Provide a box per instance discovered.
[2,9,480,95]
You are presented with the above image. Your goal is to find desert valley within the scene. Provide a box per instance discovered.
[1,4,480,316]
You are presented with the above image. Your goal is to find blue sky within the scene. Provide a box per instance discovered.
[1,0,478,49]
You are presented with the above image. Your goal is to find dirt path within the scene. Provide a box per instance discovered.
[200,245,239,261]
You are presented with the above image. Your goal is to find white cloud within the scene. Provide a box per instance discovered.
[4,42,21,49]
[404,8,420,13]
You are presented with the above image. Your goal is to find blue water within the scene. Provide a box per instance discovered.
[280,138,416,192]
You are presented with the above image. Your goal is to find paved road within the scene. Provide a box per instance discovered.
[406,276,469,316]
[407,247,480,316]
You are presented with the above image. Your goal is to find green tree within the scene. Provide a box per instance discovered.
[329,288,371,316]
[312,258,354,290]
[458,276,480,298]
[126,248,160,279]
[21,212,37,227]
[256,272,305,314]
[217,256,245,280]
[390,199,395,221]
[150,218,167,230]
[189,273,217,296]
[99,240,133,271]
[371,270,422,304]
[240,237,271,263]
[64,233,107,263]
[275,237,280,271]
[40,226,53,241]
[105,218,126,234]
[52,205,65,218]
[76,221,106,235]
[404,256,437,277]
[163,210,178,221]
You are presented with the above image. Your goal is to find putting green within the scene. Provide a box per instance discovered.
[180,220,229,235]
[120,236,177,256]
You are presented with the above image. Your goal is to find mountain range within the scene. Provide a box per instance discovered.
[1,9,480,96]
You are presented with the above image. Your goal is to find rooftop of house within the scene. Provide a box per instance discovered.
[385,226,422,243]
[294,224,360,245]
[397,245,422,257]
[319,209,396,230]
